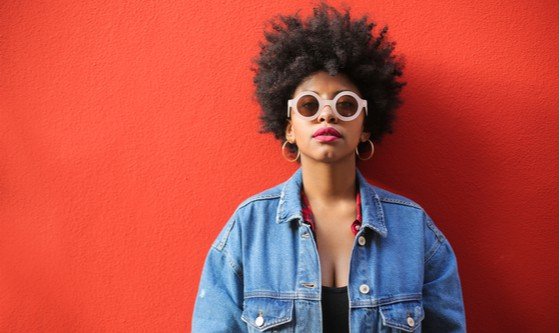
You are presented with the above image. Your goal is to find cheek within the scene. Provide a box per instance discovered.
[346,127,367,146]
[291,121,310,138]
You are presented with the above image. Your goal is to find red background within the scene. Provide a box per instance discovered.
[0,0,557,332]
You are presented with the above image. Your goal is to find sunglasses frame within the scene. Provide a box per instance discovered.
[287,90,368,121]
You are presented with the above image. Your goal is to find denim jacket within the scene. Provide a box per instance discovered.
[192,168,466,332]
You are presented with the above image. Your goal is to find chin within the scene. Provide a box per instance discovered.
[312,151,355,164]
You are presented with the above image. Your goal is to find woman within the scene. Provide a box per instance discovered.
[192,2,466,332]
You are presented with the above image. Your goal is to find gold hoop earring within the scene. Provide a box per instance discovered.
[356,139,374,160]
[282,141,300,162]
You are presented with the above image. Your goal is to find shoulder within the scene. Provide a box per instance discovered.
[216,181,284,232]
[369,184,447,243]
[235,182,286,212]
[211,182,285,251]
[372,184,423,210]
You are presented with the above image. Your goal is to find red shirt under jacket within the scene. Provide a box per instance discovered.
[300,182,362,236]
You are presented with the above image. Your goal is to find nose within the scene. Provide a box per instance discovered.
[317,104,337,123]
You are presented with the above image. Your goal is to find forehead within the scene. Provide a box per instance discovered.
[293,71,360,97]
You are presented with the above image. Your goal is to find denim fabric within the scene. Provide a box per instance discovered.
[192,167,466,332]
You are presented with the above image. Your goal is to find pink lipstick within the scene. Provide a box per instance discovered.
[313,127,342,143]
[314,135,340,142]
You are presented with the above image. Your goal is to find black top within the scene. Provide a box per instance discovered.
[321,285,349,333]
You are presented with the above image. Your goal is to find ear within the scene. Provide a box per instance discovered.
[360,131,371,142]
[285,121,295,143]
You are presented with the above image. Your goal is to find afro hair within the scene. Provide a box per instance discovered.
[251,1,406,161]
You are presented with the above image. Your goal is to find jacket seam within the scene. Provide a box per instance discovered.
[210,219,243,280]
[378,197,422,209]
[352,293,423,308]
[424,239,443,264]
[211,246,243,281]
[214,217,237,252]
[423,212,446,263]
[242,292,423,306]
[424,213,446,243]
[237,193,281,210]
[244,292,319,301]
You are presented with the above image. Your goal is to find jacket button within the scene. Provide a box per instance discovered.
[358,236,366,246]
[359,284,370,294]
[407,316,415,327]
[255,314,264,327]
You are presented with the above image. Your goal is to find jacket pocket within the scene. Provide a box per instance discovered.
[240,297,295,332]
[379,300,425,332]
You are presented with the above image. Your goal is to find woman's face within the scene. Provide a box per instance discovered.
[285,71,370,164]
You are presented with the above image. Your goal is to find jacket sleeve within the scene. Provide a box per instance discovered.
[421,213,467,332]
[191,217,247,333]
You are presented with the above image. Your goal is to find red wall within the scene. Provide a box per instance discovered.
[0,1,557,332]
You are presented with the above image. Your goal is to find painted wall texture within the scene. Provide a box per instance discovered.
[0,0,557,332]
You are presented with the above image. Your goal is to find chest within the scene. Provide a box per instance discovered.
[311,210,358,288]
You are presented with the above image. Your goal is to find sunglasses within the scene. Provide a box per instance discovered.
[287,91,368,121]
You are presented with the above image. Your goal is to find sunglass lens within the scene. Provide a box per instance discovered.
[336,95,359,117]
[296,95,320,117]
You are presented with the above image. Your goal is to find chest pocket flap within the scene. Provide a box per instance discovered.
[241,297,294,331]
[379,300,425,332]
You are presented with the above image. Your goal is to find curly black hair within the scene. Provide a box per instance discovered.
[251,1,406,162]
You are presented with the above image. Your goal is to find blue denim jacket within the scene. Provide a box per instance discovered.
[192,168,466,332]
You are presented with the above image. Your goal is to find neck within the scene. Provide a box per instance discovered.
[300,155,357,205]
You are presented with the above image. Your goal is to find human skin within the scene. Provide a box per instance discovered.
[284,70,371,230]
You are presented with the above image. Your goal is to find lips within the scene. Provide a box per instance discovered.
[312,127,342,138]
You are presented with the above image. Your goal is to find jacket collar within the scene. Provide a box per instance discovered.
[275,167,388,238]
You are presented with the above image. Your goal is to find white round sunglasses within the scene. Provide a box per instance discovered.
[287,90,368,121]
